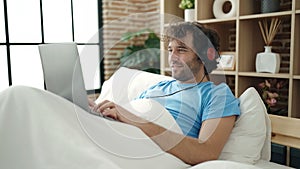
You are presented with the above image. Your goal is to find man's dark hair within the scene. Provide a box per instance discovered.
[164,21,220,74]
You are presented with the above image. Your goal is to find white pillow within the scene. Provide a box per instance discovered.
[218,87,269,164]
[96,67,172,104]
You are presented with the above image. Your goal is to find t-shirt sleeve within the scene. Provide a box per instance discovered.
[201,83,240,122]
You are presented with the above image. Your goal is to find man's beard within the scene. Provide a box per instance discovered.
[171,62,196,82]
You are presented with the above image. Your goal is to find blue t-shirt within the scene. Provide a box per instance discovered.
[137,80,240,138]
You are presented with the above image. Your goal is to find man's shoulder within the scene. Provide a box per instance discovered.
[200,82,233,95]
[202,82,230,89]
[214,82,232,91]
[210,82,236,98]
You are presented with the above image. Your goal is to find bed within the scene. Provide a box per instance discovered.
[0,67,295,169]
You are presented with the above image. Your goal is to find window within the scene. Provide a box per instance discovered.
[10,45,44,89]
[0,0,5,42]
[0,46,8,91]
[42,0,73,42]
[0,0,102,92]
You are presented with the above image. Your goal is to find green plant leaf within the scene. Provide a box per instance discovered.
[145,33,160,48]
[120,28,153,42]
[120,45,145,59]
[179,0,194,9]
[119,29,161,74]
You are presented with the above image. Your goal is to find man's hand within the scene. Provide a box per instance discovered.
[92,100,147,125]
[88,98,96,109]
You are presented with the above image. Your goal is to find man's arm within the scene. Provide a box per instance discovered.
[96,100,236,165]
[135,116,236,165]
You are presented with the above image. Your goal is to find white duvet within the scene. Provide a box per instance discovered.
[0,86,191,169]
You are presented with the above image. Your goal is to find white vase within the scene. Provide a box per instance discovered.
[184,9,195,22]
[255,46,280,73]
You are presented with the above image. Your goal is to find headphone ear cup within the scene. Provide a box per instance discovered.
[207,47,216,61]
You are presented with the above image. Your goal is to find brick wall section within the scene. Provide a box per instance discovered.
[102,0,160,80]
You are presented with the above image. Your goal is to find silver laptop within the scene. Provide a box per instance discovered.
[38,42,112,120]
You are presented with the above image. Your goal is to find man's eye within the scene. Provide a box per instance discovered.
[178,48,188,53]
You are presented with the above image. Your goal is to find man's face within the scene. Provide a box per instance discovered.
[168,33,202,83]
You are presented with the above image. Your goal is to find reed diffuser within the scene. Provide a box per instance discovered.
[256,18,282,74]
[258,18,282,46]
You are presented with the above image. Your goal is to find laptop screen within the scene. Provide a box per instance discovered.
[38,42,92,113]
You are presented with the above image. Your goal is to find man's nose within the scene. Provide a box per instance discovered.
[169,51,179,60]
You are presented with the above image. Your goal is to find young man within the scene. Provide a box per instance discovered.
[91,22,240,165]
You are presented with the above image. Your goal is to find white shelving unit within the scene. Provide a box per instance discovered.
[160,1,300,166]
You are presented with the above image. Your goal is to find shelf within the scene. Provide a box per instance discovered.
[294,75,300,80]
[211,70,236,75]
[239,11,292,20]
[197,18,236,24]
[270,114,300,149]
[238,72,290,78]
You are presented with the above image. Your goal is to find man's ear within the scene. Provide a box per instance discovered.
[207,47,216,61]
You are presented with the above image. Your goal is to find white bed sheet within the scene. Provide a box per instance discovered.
[189,160,293,169]
[0,85,293,169]
[255,160,293,169]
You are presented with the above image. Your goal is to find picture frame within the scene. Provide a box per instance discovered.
[217,52,236,70]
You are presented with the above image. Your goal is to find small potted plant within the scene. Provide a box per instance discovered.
[255,79,288,116]
[178,0,195,22]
